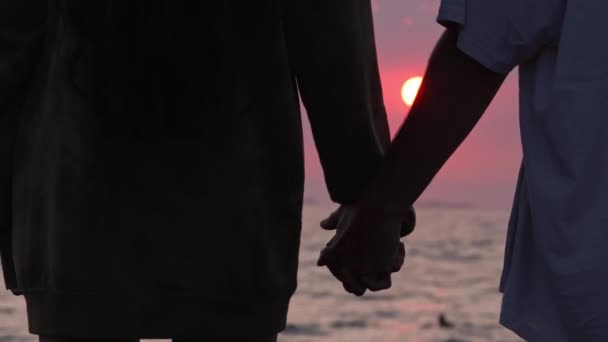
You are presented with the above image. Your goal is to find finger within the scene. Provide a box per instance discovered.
[361,273,392,292]
[319,253,367,296]
[317,245,334,266]
[325,261,345,281]
[392,242,406,272]
[400,207,416,237]
[406,206,416,228]
[320,207,342,230]
[320,251,367,296]
[340,270,367,296]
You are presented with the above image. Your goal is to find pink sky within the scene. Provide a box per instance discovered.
[303,0,522,209]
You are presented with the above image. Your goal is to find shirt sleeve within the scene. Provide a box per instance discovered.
[437,0,566,74]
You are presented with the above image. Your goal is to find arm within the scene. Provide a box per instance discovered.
[282,0,390,205]
[316,28,506,286]
[0,0,47,292]
[283,0,412,295]
[317,0,563,294]
[358,27,507,220]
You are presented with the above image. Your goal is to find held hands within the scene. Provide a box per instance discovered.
[317,205,411,296]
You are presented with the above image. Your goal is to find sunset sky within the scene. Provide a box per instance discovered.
[303,0,522,209]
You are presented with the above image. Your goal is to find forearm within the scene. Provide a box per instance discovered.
[283,0,389,204]
[360,29,507,218]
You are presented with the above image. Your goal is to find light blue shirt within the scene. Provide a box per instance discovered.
[438,1,608,341]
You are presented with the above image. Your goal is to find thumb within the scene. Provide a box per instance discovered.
[321,207,342,230]
[318,238,339,266]
[391,242,406,273]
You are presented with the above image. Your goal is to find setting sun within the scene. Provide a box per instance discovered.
[401,76,423,107]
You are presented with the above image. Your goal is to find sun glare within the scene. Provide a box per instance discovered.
[401,76,423,107]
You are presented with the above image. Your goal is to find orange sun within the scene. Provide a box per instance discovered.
[401,76,423,107]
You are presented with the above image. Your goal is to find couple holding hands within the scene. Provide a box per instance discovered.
[2,0,606,341]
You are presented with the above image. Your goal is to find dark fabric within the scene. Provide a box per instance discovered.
[173,336,277,342]
[0,0,47,293]
[25,290,290,338]
[39,334,277,342]
[40,337,138,342]
[1,0,391,338]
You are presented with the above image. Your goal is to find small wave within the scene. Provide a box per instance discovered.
[330,319,368,329]
[283,323,326,336]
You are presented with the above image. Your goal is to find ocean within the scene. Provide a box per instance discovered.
[0,204,522,342]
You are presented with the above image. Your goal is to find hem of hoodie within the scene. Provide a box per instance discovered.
[23,289,292,339]
[0,247,18,291]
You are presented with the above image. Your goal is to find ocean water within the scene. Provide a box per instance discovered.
[0,205,522,342]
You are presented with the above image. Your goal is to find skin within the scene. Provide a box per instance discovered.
[319,27,508,295]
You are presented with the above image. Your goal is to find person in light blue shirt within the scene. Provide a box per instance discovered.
[318,0,608,340]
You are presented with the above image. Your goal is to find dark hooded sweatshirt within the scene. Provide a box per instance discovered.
[0,0,394,338]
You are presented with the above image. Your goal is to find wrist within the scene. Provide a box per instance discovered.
[356,196,416,237]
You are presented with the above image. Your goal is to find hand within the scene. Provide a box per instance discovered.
[317,205,406,296]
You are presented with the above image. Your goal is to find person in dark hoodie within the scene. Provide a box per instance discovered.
[0,1,414,342]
